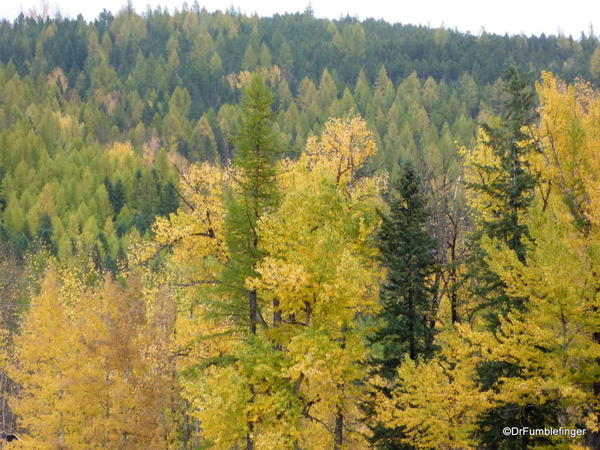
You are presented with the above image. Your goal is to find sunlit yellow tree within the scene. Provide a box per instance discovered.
[154,115,383,448]
[373,326,490,449]
[9,268,177,449]
[248,115,383,448]
[475,73,600,446]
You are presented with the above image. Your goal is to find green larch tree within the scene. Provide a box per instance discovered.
[222,74,280,450]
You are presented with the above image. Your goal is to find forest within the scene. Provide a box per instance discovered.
[0,4,599,449]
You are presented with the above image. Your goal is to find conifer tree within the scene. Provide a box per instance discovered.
[464,66,538,320]
[158,181,179,217]
[463,67,550,448]
[36,213,55,254]
[368,162,437,449]
[480,66,537,262]
[222,74,280,450]
[473,72,600,448]
[372,162,437,375]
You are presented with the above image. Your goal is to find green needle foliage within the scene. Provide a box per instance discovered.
[222,75,280,331]
[372,162,437,375]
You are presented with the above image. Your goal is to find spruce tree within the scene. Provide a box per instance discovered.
[368,162,437,449]
[373,162,437,374]
[477,65,537,264]
[467,67,555,449]
[111,180,126,216]
[36,213,55,255]
[463,66,539,330]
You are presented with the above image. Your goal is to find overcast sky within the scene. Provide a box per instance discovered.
[1,0,598,38]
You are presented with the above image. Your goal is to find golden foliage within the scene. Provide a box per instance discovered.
[155,115,383,448]
[473,73,600,439]
[374,328,490,449]
[9,269,177,449]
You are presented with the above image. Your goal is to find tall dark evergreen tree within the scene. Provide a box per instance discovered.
[36,213,55,255]
[367,162,437,449]
[479,65,538,263]
[467,66,539,324]
[111,180,126,216]
[468,67,555,449]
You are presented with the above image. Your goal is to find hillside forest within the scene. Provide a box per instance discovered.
[1,4,600,449]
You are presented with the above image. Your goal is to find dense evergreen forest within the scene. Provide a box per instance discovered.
[1,5,600,449]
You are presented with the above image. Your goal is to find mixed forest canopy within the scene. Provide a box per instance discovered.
[0,5,599,449]
[0,5,598,262]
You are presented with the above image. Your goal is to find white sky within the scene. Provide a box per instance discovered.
[1,0,599,38]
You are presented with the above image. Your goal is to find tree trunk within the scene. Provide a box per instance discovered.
[408,295,416,360]
[247,289,257,449]
[334,406,343,449]
[590,331,600,448]
[246,412,254,450]
[249,289,257,335]
[273,299,281,327]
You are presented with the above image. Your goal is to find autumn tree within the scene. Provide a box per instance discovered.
[463,66,549,447]
[8,268,177,448]
[150,115,382,449]
[473,73,600,448]
[249,115,383,448]
[224,74,280,450]
[373,327,490,449]
[0,243,27,437]
[223,74,280,333]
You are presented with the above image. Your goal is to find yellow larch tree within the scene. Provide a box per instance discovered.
[7,269,78,449]
[249,115,384,448]
[475,72,600,445]
[9,268,177,449]
[373,327,490,449]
